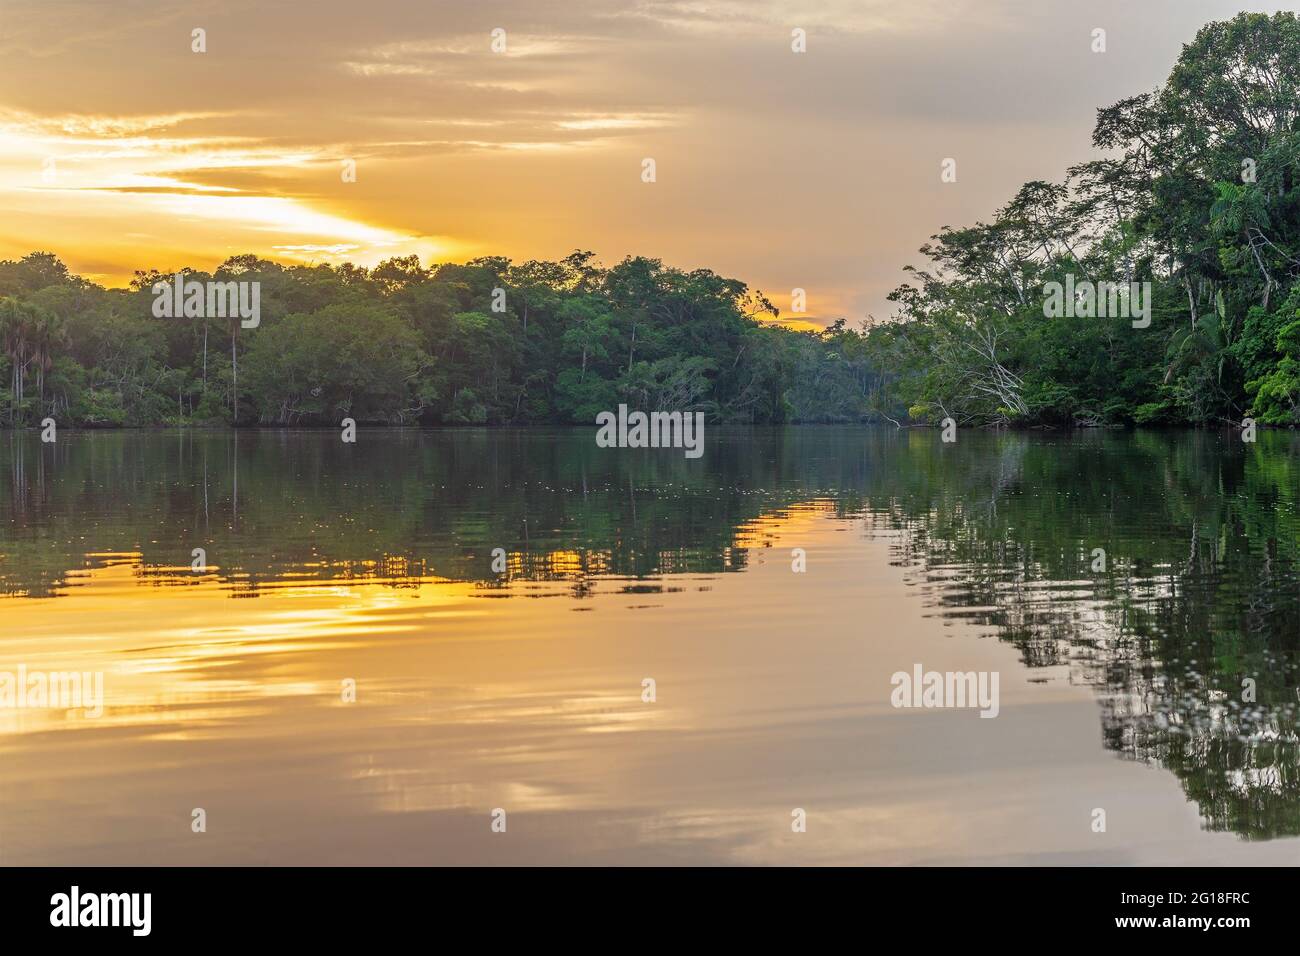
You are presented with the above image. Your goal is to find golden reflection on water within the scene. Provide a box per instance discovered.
[2,502,1299,864]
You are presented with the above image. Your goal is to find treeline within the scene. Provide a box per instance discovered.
[5,13,1300,430]
[0,249,896,427]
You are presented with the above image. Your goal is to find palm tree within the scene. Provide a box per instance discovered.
[0,297,35,424]
[28,308,66,412]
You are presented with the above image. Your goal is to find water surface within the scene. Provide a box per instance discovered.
[2,427,1299,864]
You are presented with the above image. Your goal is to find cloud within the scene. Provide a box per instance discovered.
[0,0,1278,316]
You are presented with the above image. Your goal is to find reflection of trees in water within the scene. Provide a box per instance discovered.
[7,426,1300,836]
[867,429,1300,839]
[0,429,817,598]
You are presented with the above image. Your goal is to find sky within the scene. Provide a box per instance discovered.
[0,0,1292,327]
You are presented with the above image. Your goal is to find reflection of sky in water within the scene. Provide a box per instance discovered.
[4,429,1300,863]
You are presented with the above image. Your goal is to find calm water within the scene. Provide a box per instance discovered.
[2,427,1300,864]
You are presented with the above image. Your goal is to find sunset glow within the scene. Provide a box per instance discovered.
[0,0,1230,325]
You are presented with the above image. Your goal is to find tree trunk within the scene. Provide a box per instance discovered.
[231,327,238,424]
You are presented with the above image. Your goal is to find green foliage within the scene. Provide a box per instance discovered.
[872,12,1300,430]
[0,249,838,427]
[1245,318,1300,424]
[241,304,434,424]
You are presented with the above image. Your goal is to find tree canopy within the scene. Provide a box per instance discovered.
[878,11,1300,429]
[0,250,858,427]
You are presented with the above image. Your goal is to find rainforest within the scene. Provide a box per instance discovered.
[3,13,1300,432]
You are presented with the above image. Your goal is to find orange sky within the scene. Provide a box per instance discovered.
[0,0,1277,328]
